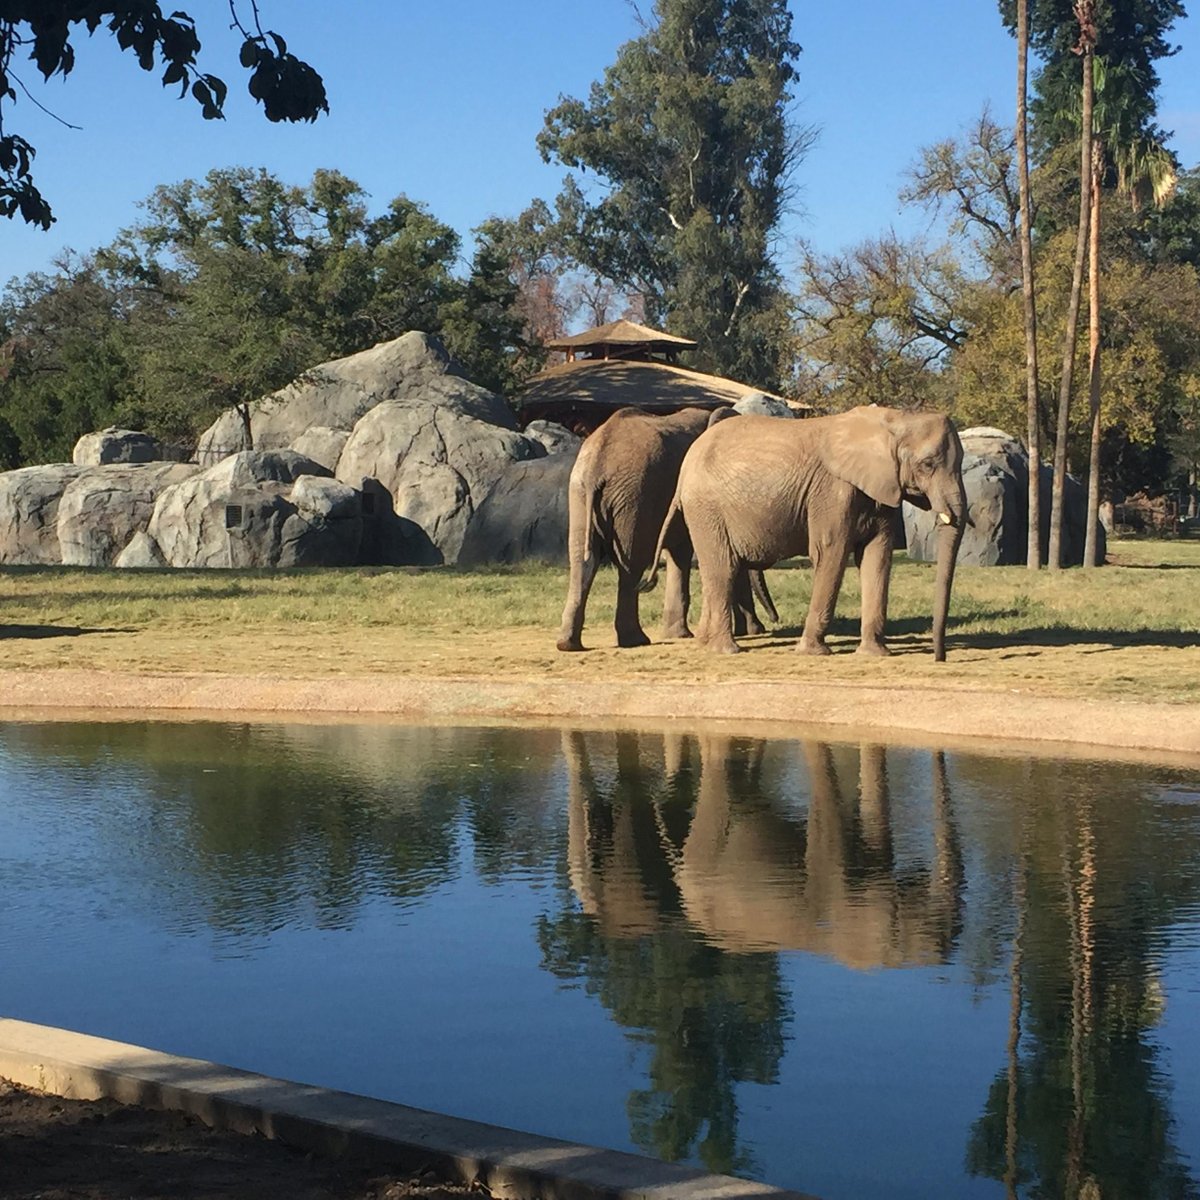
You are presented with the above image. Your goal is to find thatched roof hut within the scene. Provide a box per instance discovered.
[520,320,808,434]
[517,358,807,434]
[546,320,697,363]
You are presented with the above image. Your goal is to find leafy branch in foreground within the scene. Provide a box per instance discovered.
[0,4,327,229]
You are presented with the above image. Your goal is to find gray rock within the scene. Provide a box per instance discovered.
[57,462,200,566]
[336,399,542,565]
[0,464,89,564]
[194,332,517,465]
[458,449,580,566]
[148,452,360,568]
[523,420,582,456]
[72,427,163,466]
[903,427,1106,566]
[289,426,350,472]
[731,392,795,419]
[114,531,167,569]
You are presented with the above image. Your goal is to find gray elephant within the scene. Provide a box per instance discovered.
[675,737,964,967]
[643,405,968,660]
[556,406,776,652]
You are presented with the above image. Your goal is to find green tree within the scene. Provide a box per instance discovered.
[536,0,806,389]
[0,252,131,466]
[99,167,464,444]
[0,4,326,228]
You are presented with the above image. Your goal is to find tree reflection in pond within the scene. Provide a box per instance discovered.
[965,756,1200,1200]
[540,728,967,1174]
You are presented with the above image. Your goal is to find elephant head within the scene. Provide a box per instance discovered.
[824,407,968,661]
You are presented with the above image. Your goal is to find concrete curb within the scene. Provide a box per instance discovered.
[0,1019,818,1200]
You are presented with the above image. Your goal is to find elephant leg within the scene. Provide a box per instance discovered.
[557,532,599,652]
[659,526,694,641]
[799,538,849,655]
[856,531,893,656]
[732,570,763,637]
[615,567,651,647]
[697,552,741,655]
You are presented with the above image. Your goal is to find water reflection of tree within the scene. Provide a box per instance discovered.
[538,729,964,1175]
[966,758,1200,1199]
[3,721,563,937]
[537,730,787,1177]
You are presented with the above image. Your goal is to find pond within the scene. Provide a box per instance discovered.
[1,719,1199,1199]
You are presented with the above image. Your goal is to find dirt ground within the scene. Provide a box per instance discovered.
[0,1079,479,1200]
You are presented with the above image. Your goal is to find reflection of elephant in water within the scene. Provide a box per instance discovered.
[675,737,964,968]
[557,407,776,652]
[563,729,963,970]
[643,405,968,659]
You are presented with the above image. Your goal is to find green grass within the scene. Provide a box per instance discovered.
[2,538,1198,704]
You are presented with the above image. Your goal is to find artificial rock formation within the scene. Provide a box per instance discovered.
[904,426,1105,567]
[72,427,163,466]
[146,450,362,569]
[58,463,199,566]
[0,465,90,564]
[194,331,512,464]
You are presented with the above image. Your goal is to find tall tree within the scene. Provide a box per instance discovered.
[536,0,807,389]
[1016,0,1044,568]
[1001,0,1187,563]
[1046,1,1096,571]
[0,5,326,228]
[1081,64,1176,566]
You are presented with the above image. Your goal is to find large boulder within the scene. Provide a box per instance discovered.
[0,465,89,564]
[288,426,350,472]
[903,427,1106,566]
[523,420,582,456]
[147,450,362,568]
[458,449,580,566]
[57,463,200,566]
[336,399,543,565]
[194,332,517,465]
[72,427,163,466]
[731,392,795,419]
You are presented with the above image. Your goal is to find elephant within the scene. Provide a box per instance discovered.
[556,406,777,652]
[673,737,964,967]
[642,404,968,660]
[560,728,964,969]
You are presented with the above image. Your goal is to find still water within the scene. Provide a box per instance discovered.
[2,720,1199,1199]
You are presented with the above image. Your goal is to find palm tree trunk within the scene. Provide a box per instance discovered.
[1016,0,1042,569]
[1048,39,1095,571]
[1083,140,1104,568]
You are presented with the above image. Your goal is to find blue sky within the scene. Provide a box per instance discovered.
[3,1,1199,290]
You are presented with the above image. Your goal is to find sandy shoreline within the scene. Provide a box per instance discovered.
[2,667,1198,766]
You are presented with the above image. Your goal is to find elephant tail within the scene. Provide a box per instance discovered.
[639,495,681,594]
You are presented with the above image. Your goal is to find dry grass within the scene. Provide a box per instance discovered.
[1,538,1198,705]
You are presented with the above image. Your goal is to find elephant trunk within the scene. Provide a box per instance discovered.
[931,513,964,662]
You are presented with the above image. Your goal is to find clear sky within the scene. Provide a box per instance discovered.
[3,1,1199,290]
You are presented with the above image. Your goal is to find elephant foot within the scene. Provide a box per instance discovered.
[616,629,652,648]
[660,623,693,641]
[556,637,585,652]
[798,637,832,657]
[706,637,742,655]
[855,638,891,657]
[740,616,766,637]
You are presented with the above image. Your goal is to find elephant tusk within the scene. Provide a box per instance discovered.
[937,511,953,526]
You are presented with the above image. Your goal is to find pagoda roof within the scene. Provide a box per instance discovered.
[545,320,698,352]
[517,357,808,416]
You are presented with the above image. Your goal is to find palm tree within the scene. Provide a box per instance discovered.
[1081,81,1176,567]
[1047,0,1097,571]
[1016,0,1042,569]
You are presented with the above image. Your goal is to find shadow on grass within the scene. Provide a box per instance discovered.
[0,624,132,640]
[764,618,1197,655]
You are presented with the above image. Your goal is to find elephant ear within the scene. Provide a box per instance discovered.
[823,408,903,507]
